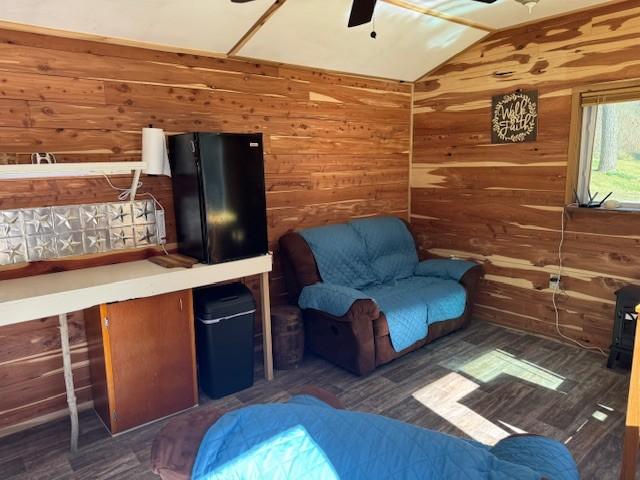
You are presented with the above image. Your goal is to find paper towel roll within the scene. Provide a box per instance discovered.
[142,127,171,176]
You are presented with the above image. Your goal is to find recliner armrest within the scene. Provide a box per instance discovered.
[298,283,379,321]
[414,259,479,282]
[459,264,483,293]
[344,298,380,323]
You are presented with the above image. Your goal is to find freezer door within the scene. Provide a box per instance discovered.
[198,133,268,263]
[168,133,207,262]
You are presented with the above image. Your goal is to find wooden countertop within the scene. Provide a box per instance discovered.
[0,254,272,326]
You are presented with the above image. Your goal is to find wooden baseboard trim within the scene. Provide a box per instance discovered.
[0,400,94,439]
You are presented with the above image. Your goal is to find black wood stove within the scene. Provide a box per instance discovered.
[607,286,640,369]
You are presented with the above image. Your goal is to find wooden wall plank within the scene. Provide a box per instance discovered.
[0,99,31,127]
[0,25,411,434]
[278,67,413,94]
[102,81,410,125]
[0,71,106,105]
[0,43,302,98]
[411,0,640,350]
[28,101,409,141]
[0,127,140,153]
[0,312,90,432]
[0,28,278,77]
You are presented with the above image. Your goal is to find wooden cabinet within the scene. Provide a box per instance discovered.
[85,290,197,434]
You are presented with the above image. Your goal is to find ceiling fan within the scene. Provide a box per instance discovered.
[346,0,498,27]
[231,0,540,28]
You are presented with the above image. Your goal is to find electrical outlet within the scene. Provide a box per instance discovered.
[549,274,561,290]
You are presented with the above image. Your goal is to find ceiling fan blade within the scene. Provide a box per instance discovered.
[230,0,257,3]
[348,0,377,27]
[471,0,498,3]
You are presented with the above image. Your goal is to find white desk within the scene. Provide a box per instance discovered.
[0,254,274,451]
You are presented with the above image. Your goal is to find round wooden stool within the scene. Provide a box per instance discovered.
[271,305,304,370]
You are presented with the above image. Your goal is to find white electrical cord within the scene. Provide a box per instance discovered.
[102,174,169,256]
[553,203,606,356]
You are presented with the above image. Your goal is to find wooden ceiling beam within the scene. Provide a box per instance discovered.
[381,0,495,32]
[228,0,287,56]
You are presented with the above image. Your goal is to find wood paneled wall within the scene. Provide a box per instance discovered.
[411,0,640,351]
[0,29,410,433]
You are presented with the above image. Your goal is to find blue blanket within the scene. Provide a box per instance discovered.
[299,218,475,352]
[362,277,466,351]
[298,283,370,318]
[202,424,339,480]
[192,395,578,480]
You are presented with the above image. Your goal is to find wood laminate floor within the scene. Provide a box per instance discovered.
[0,321,630,479]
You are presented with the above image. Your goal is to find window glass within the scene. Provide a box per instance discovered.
[588,101,640,205]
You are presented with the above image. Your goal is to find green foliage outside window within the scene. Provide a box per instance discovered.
[589,101,640,204]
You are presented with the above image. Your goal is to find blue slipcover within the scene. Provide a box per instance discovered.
[298,283,370,318]
[299,223,377,289]
[298,217,477,352]
[415,258,479,282]
[192,395,578,480]
[362,277,466,351]
[350,217,418,283]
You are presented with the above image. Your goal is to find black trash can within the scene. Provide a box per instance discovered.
[194,283,256,399]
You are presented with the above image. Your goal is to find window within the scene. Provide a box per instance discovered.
[573,84,640,209]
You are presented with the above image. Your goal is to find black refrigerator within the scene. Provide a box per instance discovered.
[168,132,268,264]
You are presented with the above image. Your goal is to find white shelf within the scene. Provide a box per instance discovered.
[0,161,146,179]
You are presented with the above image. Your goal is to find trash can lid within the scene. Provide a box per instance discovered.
[194,282,256,320]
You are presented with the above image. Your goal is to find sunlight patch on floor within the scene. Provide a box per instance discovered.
[412,372,512,445]
[592,411,608,422]
[458,349,565,391]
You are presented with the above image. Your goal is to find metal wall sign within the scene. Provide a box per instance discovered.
[0,200,164,266]
[491,90,538,143]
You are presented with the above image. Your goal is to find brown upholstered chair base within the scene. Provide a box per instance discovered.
[151,387,344,480]
[303,290,477,376]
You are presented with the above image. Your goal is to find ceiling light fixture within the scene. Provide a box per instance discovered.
[514,0,540,14]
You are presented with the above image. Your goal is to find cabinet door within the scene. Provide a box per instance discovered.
[104,290,197,433]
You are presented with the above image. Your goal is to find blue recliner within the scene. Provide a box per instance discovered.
[279,216,483,375]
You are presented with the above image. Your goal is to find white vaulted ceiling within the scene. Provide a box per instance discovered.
[238,0,486,81]
[0,0,275,53]
[0,0,617,81]
[409,0,617,30]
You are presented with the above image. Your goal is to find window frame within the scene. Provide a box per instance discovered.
[566,79,640,211]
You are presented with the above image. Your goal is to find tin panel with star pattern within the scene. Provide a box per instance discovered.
[0,237,27,264]
[55,232,84,257]
[133,200,156,225]
[109,226,136,250]
[82,229,110,254]
[108,202,134,227]
[0,200,163,266]
[26,235,58,261]
[134,224,158,247]
[0,210,24,239]
[23,208,54,236]
[52,206,82,233]
[80,204,109,230]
